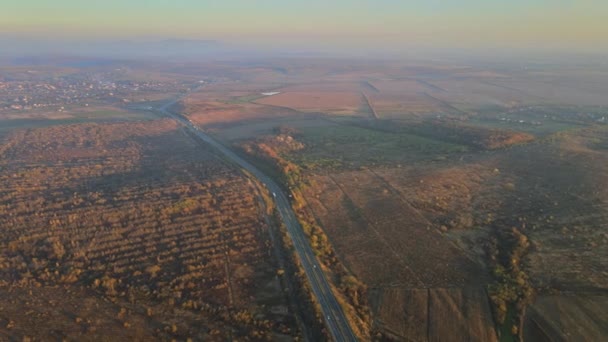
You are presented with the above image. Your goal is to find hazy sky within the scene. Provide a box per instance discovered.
[2,0,607,52]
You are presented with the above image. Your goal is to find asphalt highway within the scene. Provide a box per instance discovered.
[159,98,358,342]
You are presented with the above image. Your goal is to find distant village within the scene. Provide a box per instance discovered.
[0,72,187,113]
[494,105,607,126]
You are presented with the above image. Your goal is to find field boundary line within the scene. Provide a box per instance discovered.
[327,174,426,288]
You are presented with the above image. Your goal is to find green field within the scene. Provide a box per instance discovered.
[469,117,583,136]
[69,109,157,120]
[469,105,606,137]
[287,123,469,170]
[225,94,265,104]
[0,109,159,136]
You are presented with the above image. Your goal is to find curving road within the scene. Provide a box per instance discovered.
[159,97,358,342]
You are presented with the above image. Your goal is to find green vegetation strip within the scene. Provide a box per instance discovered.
[288,124,468,169]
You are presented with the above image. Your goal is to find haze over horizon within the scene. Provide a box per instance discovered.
[3,0,608,56]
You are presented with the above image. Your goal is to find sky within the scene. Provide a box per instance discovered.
[2,0,608,53]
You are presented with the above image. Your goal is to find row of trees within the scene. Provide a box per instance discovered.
[0,120,299,340]
[487,226,534,340]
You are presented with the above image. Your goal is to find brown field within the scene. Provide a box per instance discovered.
[174,60,608,340]
[368,93,443,119]
[495,134,608,290]
[300,166,499,340]
[490,74,608,107]
[372,288,497,341]
[0,120,299,341]
[428,79,544,109]
[293,124,608,340]
[304,168,488,288]
[363,79,444,118]
[176,99,302,127]
[524,295,608,341]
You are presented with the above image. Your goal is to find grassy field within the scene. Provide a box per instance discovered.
[254,91,363,115]
[0,118,86,135]
[469,104,606,137]
[468,119,584,137]
[225,94,266,104]
[287,123,468,170]
[69,109,157,120]
[469,117,583,136]
[0,109,158,136]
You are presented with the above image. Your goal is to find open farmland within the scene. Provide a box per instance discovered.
[468,105,606,137]
[5,57,607,341]
[254,91,365,116]
[287,123,469,169]
[232,120,505,340]
[289,121,608,340]
[300,166,499,341]
[0,120,299,341]
[0,107,158,137]
[363,79,445,119]
[165,59,608,341]
[494,131,608,291]
[304,168,489,288]
[174,96,303,128]
[524,295,608,341]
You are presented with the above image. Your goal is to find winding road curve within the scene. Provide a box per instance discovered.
[159,96,358,342]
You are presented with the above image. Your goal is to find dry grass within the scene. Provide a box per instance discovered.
[372,288,497,341]
[177,98,301,127]
[524,295,608,341]
[305,169,488,288]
